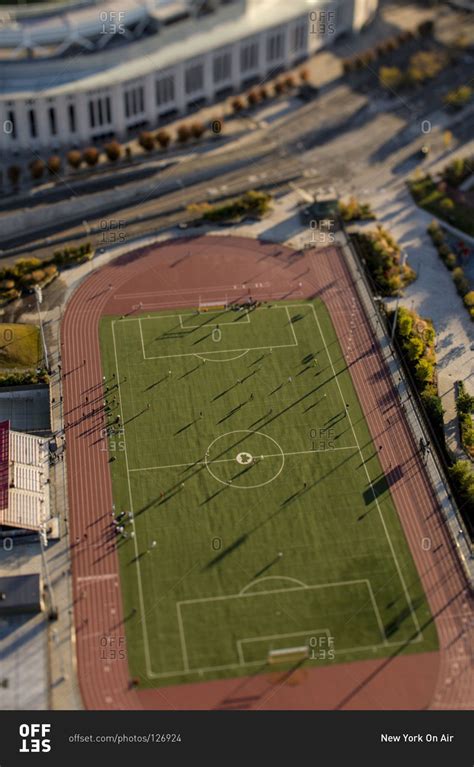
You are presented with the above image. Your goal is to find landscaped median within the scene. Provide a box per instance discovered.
[456,381,474,459]
[187,190,272,225]
[427,220,473,320]
[392,305,473,533]
[350,225,416,296]
[408,155,474,238]
[0,242,94,307]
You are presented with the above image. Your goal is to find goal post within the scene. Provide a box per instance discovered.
[267,646,309,665]
[198,297,228,313]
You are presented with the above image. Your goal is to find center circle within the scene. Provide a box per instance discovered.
[205,430,285,489]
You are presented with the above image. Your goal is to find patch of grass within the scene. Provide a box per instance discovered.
[99,299,437,689]
[0,323,41,370]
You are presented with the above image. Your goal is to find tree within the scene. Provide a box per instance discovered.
[247,89,260,107]
[231,97,245,113]
[83,147,100,166]
[299,68,310,82]
[125,146,132,160]
[415,357,434,384]
[176,124,191,143]
[456,388,474,416]
[449,460,474,512]
[156,129,171,149]
[379,66,404,90]
[274,80,286,95]
[104,141,122,162]
[7,165,21,188]
[67,150,82,170]
[284,74,296,89]
[398,308,413,338]
[417,20,434,37]
[404,335,424,361]
[259,87,269,101]
[29,158,45,181]
[46,155,62,175]
[190,121,205,139]
[138,131,155,152]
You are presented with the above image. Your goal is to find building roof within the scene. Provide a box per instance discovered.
[0,0,318,97]
[0,573,42,614]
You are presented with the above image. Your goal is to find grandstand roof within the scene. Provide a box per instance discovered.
[0,574,42,614]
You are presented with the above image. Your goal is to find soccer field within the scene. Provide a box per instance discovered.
[99,299,437,687]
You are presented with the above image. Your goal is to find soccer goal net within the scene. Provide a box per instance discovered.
[267,646,309,665]
[198,299,228,313]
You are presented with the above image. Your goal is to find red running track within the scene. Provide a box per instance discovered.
[62,236,473,710]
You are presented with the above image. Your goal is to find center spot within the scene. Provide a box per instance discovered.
[236,452,253,465]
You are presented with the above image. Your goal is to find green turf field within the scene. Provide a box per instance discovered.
[99,299,437,687]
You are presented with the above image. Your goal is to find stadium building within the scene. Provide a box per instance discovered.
[0,420,51,532]
[0,0,378,153]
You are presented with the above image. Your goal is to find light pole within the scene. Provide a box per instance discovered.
[391,294,400,343]
[34,286,49,371]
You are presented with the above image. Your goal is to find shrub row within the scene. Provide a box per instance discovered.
[351,225,416,296]
[0,243,93,306]
[455,381,474,459]
[338,197,375,222]
[393,308,473,531]
[427,221,473,320]
[409,171,474,237]
[188,190,272,223]
[0,369,49,387]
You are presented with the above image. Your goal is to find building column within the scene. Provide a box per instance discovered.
[143,73,156,126]
[174,62,186,114]
[75,92,90,144]
[110,84,125,139]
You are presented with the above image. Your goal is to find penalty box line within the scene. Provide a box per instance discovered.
[175,578,386,674]
[118,305,297,361]
[127,445,359,473]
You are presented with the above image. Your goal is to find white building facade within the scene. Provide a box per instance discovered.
[0,0,378,153]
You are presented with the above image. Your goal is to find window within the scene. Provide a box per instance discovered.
[291,20,307,53]
[124,85,145,118]
[89,100,95,128]
[48,107,57,136]
[185,63,204,94]
[156,75,175,106]
[266,29,284,62]
[68,103,76,133]
[213,51,231,83]
[105,96,112,124]
[240,40,258,72]
[7,110,16,139]
[28,109,37,139]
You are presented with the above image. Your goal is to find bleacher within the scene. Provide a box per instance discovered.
[0,421,50,531]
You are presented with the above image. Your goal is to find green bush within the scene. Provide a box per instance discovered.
[452,267,470,297]
[449,461,474,522]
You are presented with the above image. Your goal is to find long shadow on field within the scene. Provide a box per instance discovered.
[334,578,466,710]
[203,533,248,570]
[384,597,424,639]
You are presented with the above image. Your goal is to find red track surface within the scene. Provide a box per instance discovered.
[62,236,473,710]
